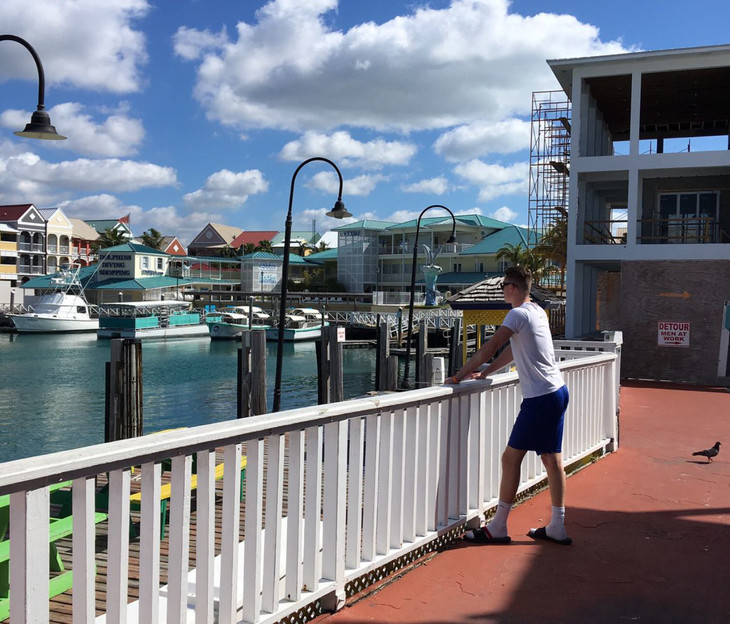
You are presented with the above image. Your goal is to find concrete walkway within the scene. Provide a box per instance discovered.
[316,381,730,624]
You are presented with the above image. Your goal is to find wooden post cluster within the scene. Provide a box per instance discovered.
[316,324,344,404]
[105,338,143,442]
[237,329,267,417]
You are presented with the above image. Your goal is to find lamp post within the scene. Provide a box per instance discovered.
[272,157,350,412]
[401,205,457,390]
[0,34,66,140]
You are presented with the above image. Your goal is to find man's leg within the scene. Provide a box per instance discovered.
[481,446,526,538]
[540,452,568,540]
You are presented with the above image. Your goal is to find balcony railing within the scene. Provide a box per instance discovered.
[16,264,44,275]
[0,347,617,623]
[584,217,727,245]
[379,242,474,255]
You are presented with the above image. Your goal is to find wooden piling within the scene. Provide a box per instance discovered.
[415,319,428,387]
[105,338,143,442]
[448,317,462,377]
[375,315,389,391]
[386,355,399,391]
[328,325,344,403]
[238,329,267,417]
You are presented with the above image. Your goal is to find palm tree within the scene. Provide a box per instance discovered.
[141,227,164,250]
[92,227,127,251]
[496,242,548,286]
[242,242,257,255]
[256,239,274,253]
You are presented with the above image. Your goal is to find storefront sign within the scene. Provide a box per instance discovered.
[658,321,690,347]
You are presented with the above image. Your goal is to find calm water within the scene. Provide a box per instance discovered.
[0,333,378,463]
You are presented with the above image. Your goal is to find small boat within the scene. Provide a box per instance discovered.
[207,305,271,340]
[97,301,208,340]
[265,308,328,342]
[8,263,98,333]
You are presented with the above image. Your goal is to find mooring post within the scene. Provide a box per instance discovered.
[375,315,390,391]
[415,319,428,387]
[448,317,462,377]
[238,329,267,417]
[105,338,143,442]
[328,324,344,403]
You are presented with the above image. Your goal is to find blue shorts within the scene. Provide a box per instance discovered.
[507,385,569,455]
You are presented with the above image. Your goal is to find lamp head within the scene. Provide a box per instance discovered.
[326,199,351,219]
[446,233,457,244]
[13,108,66,140]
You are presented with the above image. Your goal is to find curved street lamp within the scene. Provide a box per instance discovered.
[1,34,66,140]
[401,205,457,390]
[272,157,351,412]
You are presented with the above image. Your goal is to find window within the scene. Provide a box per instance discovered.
[141,256,149,269]
[454,263,462,272]
[157,258,163,270]
[657,191,719,243]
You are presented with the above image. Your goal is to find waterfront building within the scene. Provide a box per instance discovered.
[549,44,730,385]
[332,215,531,302]
[160,235,187,256]
[69,218,100,266]
[187,222,243,257]
[0,204,47,282]
[38,207,73,274]
[0,222,18,303]
[84,216,134,241]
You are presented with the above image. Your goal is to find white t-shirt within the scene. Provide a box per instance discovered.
[502,301,564,399]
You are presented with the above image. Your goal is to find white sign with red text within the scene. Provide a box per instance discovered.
[658,321,690,347]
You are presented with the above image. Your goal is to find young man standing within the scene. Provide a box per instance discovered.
[447,266,571,545]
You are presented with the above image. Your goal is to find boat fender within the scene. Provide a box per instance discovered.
[212,325,219,333]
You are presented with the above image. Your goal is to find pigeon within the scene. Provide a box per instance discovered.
[692,441,721,463]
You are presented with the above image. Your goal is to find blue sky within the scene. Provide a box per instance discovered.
[0,0,727,245]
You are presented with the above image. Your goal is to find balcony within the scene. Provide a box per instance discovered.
[379,242,474,255]
[16,264,44,275]
[0,346,619,622]
[583,216,728,245]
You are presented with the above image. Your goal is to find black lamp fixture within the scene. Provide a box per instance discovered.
[1,34,66,140]
[401,204,457,390]
[272,157,350,412]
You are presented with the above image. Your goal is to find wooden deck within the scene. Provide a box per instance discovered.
[3,446,259,624]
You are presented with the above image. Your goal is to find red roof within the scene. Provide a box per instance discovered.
[0,204,34,221]
[230,231,278,248]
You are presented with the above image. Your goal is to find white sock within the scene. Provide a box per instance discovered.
[545,505,566,541]
[484,500,512,538]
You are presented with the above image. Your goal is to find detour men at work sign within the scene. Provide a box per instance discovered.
[658,321,690,347]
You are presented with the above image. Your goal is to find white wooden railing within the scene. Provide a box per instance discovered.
[0,351,618,624]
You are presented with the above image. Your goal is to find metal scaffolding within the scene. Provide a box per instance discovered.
[528,91,571,247]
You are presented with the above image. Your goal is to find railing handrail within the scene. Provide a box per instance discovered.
[0,353,615,495]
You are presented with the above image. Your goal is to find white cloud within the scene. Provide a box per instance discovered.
[453,159,528,201]
[175,0,630,132]
[400,177,450,195]
[173,26,229,61]
[58,195,218,246]
[279,131,417,170]
[0,0,149,93]
[489,206,518,223]
[0,103,145,157]
[182,169,268,210]
[307,171,384,197]
[434,119,531,161]
[0,150,177,204]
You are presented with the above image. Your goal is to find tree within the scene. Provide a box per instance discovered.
[242,242,257,255]
[496,242,548,286]
[256,239,273,253]
[141,227,164,250]
[92,227,127,251]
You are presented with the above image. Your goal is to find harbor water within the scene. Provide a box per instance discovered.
[0,333,379,463]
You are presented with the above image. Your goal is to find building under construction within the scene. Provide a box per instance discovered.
[528,91,571,247]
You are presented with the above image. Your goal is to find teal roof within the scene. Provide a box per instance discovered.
[99,243,167,256]
[240,251,280,260]
[288,253,310,265]
[93,276,195,290]
[386,214,511,231]
[332,219,396,231]
[460,225,531,255]
[304,248,338,263]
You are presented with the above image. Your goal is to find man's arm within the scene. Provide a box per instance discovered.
[448,325,514,383]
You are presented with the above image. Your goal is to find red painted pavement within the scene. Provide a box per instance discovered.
[315,381,730,624]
